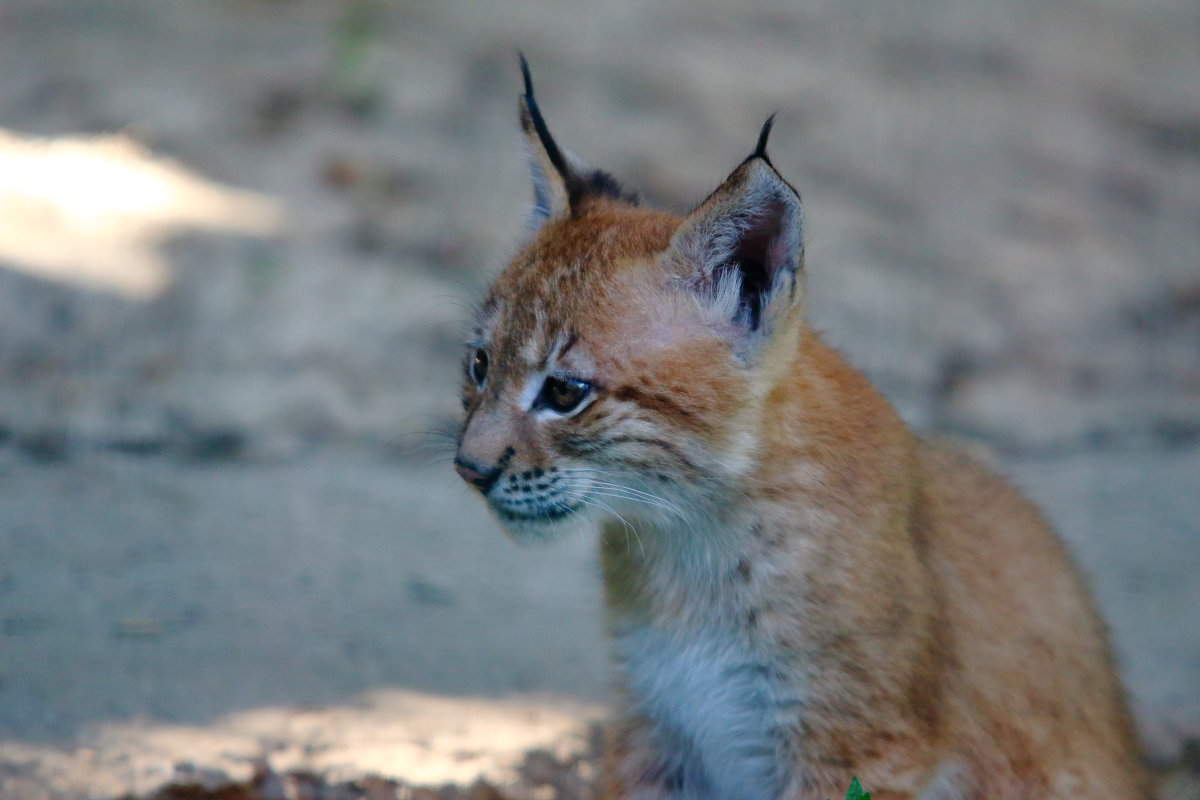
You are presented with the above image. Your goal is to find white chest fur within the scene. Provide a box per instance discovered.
[614,620,794,800]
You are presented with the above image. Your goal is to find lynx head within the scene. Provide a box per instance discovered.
[455,57,805,543]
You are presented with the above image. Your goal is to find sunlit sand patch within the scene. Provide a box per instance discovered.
[0,130,283,299]
[0,690,603,798]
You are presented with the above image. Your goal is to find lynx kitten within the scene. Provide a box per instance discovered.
[454,58,1146,800]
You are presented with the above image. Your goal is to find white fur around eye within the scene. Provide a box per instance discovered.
[522,373,596,419]
[520,373,545,411]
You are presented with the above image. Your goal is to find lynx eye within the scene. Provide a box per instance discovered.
[540,376,591,414]
[470,349,489,385]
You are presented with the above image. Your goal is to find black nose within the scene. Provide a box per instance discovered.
[454,457,500,493]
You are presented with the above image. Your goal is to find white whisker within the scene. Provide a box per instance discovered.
[583,488,688,522]
[580,497,644,559]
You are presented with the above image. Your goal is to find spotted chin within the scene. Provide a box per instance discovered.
[493,500,582,524]
[491,499,588,544]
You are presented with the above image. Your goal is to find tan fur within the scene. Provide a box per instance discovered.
[456,76,1146,799]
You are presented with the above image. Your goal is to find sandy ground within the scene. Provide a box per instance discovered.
[0,0,1197,797]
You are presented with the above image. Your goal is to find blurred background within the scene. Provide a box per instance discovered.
[0,0,1197,797]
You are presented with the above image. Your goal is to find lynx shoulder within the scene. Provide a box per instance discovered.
[454,58,1146,800]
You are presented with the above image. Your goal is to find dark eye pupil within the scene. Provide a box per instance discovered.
[542,377,589,412]
[471,350,489,384]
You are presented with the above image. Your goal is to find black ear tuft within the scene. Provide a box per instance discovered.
[518,52,570,180]
[517,55,639,223]
[751,113,778,167]
[518,50,534,97]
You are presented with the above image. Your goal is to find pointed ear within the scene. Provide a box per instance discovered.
[670,120,803,334]
[517,54,636,226]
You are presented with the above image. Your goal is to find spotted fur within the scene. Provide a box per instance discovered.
[454,62,1147,800]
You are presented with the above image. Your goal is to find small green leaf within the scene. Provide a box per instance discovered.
[845,776,871,800]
